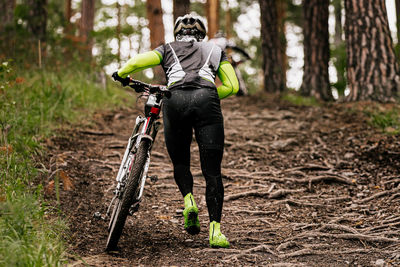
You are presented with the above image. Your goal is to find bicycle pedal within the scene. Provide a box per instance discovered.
[149,175,158,182]
[129,202,140,215]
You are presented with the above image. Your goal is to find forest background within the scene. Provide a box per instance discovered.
[1,0,400,265]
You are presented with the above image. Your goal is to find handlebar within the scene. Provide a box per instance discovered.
[128,78,171,99]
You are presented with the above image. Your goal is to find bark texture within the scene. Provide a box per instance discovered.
[277,0,287,85]
[345,0,400,102]
[206,0,219,39]
[301,0,332,101]
[259,0,285,93]
[396,0,400,44]
[146,0,166,84]
[173,0,190,23]
[80,0,95,55]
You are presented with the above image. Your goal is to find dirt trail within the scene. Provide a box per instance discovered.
[43,93,399,266]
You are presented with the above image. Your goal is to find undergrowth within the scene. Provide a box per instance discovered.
[364,106,400,135]
[0,60,129,266]
[282,91,320,107]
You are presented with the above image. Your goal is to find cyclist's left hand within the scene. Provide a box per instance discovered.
[112,71,130,86]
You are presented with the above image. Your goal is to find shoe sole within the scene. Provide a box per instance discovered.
[185,211,200,235]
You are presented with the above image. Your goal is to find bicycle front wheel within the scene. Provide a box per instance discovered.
[105,139,151,251]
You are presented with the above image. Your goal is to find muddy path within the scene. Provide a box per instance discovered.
[43,93,399,266]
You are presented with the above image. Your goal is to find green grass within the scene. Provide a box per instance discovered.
[364,107,400,134]
[0,61,130,266]
[281,92,320,107]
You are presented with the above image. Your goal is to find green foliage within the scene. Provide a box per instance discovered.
[365,107,400,134]
[0,61,130,266]
[282,91,320,107]
[331,41,347,99]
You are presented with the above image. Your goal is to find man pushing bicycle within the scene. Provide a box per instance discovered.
[112,14,239,248]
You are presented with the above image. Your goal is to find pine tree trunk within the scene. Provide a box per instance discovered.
[0,0,15,30]
[206,0,219,39]
[345,0,400,102]
[173,0,190,22]
[80,0,95,57]
[26,0,47,41]
[259,0,285,93]
[277,0,287,85]
[0,0,15,51]
[64,0,72,34]
[146,0,166,84]
[301,0,332,101]
[396,0,400,45]
[117,2,121,63]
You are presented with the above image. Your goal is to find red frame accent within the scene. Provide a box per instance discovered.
[150,107,160,115]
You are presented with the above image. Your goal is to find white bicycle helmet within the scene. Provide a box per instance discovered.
[174,14,207,41]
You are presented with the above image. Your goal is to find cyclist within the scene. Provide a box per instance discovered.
[112,14,238,248]
[209,31,251,96]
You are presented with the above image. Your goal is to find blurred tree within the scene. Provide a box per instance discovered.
[80,0,95,58]
[146,0,165,83]
[277,0,287,84]
[64,0,72,34]
[117,1,121,63]
[301,0,332,101]
[345,0,400,102]
[26,0,47,42]
[173,0,190,22]
[207,0,219,38]
[0,0,16,30]
[396,0,400,44]
[259,0,285,93]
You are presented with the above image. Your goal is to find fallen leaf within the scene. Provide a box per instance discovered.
[46,180,55,195]
[59,170,74,191]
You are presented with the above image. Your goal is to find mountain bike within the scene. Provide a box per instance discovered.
[105,77,170,251]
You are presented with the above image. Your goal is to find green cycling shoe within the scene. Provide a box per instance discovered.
[209,221,230,248]
[183,193,200,235]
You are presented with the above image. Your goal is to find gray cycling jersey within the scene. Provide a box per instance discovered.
[154,41,228,89]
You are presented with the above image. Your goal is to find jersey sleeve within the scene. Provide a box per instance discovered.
[216,61,239,99]
[154,44,165,61]
[220,50,229,63]
[117,50,162,78]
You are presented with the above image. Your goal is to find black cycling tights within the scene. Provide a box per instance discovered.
[162,88,225,223]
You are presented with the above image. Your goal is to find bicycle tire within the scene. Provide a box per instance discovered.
[105,139,151,251]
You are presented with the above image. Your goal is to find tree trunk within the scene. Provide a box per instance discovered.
[225,4,232,39]
[173,0,190,23]
[259,0,285,93]
[300,0,332,101]
[206,0,219,39]
[277,0,287,86]
[0,0,16,30]
[26,0,47,41]
[396,0,400,44]
[345,0,400,102]
[146,0,166,83]
[80,0,95,56]
[64,0,72,34]
[117,1,121,63]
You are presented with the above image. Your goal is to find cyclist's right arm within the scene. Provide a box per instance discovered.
[117,51,163,78]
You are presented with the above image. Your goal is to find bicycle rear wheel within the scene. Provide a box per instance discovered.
[105,139,151,251]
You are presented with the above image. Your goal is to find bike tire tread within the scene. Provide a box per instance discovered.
[105,139,150,251]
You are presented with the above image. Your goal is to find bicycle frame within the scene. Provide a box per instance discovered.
[107,80,167,216]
